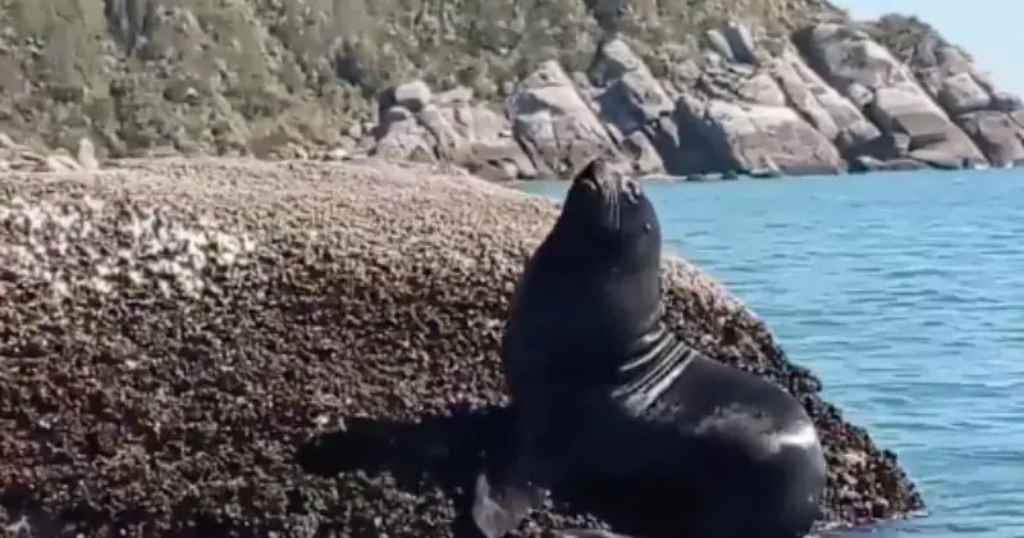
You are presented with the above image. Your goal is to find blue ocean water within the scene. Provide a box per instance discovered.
[518,169,1024,538]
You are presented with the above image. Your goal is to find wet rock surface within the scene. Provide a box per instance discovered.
[0,159,923,536]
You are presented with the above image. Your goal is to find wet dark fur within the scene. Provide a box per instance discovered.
[479,158,828,538]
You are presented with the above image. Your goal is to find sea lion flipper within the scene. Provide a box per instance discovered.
[471,471,544,538]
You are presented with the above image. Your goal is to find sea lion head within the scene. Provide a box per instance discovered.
[552,157,661,271]
[507,157,664,383]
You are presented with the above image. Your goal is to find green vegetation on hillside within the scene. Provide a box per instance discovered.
[0,0,844,158]
[864,13,970,66]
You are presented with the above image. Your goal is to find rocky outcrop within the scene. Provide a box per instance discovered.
[0,158,923,536]
[372,62,639,181]
[587,38,681,174]
[372,105,438,162]
[958,112,1024,167]
[369,15,1024,180]
[867,15,1024,167]
[373,81,536,181]
[371,29,870,180]
[771,48,882,153]
[670,25,846,176]
[675,94,845,176]
[504,61,625,177]
[797,23,987,169]
[0,134,103,173]
[722,20,760,65]
[369,9,1024,180]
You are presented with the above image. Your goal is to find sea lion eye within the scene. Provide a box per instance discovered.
[643,222,653,233]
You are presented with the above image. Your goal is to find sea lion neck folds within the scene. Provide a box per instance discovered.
[611,325,696,414]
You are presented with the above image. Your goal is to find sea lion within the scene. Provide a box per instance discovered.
[472,158,827,538]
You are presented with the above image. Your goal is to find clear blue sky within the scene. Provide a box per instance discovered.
[835,0,1024,96]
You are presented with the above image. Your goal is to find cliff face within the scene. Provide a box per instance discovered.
[0,1,1019,176]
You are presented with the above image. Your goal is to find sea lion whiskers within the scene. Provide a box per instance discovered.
[605,175,645,232]
[607,183,620,231]
[577,158,624,232]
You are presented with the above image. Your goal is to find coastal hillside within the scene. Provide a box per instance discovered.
[2,0,1021,178]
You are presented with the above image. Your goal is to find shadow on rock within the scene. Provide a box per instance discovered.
[296,405,518,538]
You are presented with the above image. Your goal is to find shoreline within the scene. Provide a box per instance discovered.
[505,160,1013,192]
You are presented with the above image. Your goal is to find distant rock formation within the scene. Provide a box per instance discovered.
[374,81,537,181]
[370,17,1023,179]
[587,38,681,175]
[505,60,624,177]
[797,23,987,171]
[671,31,846,177]
[771,48,882,157]
[867,15,1024,167]
[0,134,103,173]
